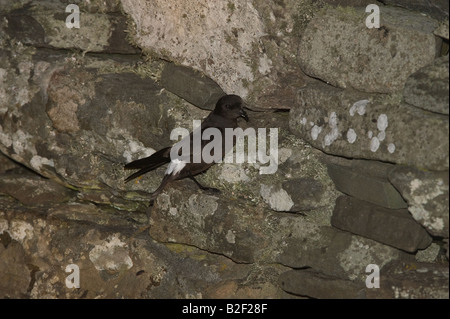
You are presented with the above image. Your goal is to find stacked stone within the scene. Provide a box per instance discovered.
[287,5,449,298]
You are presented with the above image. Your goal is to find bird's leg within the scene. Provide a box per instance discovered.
[188,175,221,194]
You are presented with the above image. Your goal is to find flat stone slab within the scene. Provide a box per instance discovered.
[331,195,432,252]
[160,63,225,110]
[325,156,407,209]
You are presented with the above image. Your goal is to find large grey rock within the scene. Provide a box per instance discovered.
[120,0,269,99]
[289,80,449,170]
[325,156,407,209]
[403,55,449,115]
[298,6,439,93]
[365,260,449,299]
[278,226,412,281]
[279,269,365,299]
[389,166,449,238]
[332,195,432,252]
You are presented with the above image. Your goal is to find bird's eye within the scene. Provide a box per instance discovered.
[225,104,230,109]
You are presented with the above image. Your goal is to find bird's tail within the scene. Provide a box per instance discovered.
[124,147,171,182]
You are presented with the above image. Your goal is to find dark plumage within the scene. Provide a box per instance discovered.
[124,94,248,200]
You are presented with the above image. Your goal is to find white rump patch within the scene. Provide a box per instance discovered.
[165,159,186,176]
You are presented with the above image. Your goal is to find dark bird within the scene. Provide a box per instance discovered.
[124,94,248,201]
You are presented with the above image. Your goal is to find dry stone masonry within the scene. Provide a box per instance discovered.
[0,0,448,299]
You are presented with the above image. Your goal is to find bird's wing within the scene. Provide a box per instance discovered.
[124,146,171,182]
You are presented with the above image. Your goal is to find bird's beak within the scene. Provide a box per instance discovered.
[240,108,249,122]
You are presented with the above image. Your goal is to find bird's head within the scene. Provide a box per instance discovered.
[214,94,249,122]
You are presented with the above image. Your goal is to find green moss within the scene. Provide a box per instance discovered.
[227,2,236,13]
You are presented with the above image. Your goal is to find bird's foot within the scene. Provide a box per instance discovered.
[202,187,221,196]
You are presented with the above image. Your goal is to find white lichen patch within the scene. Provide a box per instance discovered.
[338,237,396,281]
[388,143,396,153]
[370,136,380,152]
[258,54,273,75]
[12,129,36,155]
[219,163,250,183]
[323,112,339,147]
[226,230,236,244]
[122,139,155,163]
[347,128,357,144]
[278,148,292,164]
[260,184,294,211]
[188,194,219,227]
[0,125,12,148]
[377,114,388,132]
[349,99,369,116]
[30,155,55,171]
[408,178,446,232]
[89,234,133,272]
[311,125,322,141]
[9,220,34,243]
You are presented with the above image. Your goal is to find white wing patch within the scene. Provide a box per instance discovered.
[165,159,186,176]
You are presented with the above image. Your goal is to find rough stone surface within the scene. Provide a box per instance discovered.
[389,166,449,238]
[298,6,439,93]
[279,269,365,299]
[289,80,449,170]
[278,226,412,281]
[0,195,285,299]
[403,55,449,115]
[365,260,449,299]
[0,168,75,206]
[332,195,432,252]
[325,156,407,209]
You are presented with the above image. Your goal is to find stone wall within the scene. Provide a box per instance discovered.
[0,0,448,298]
